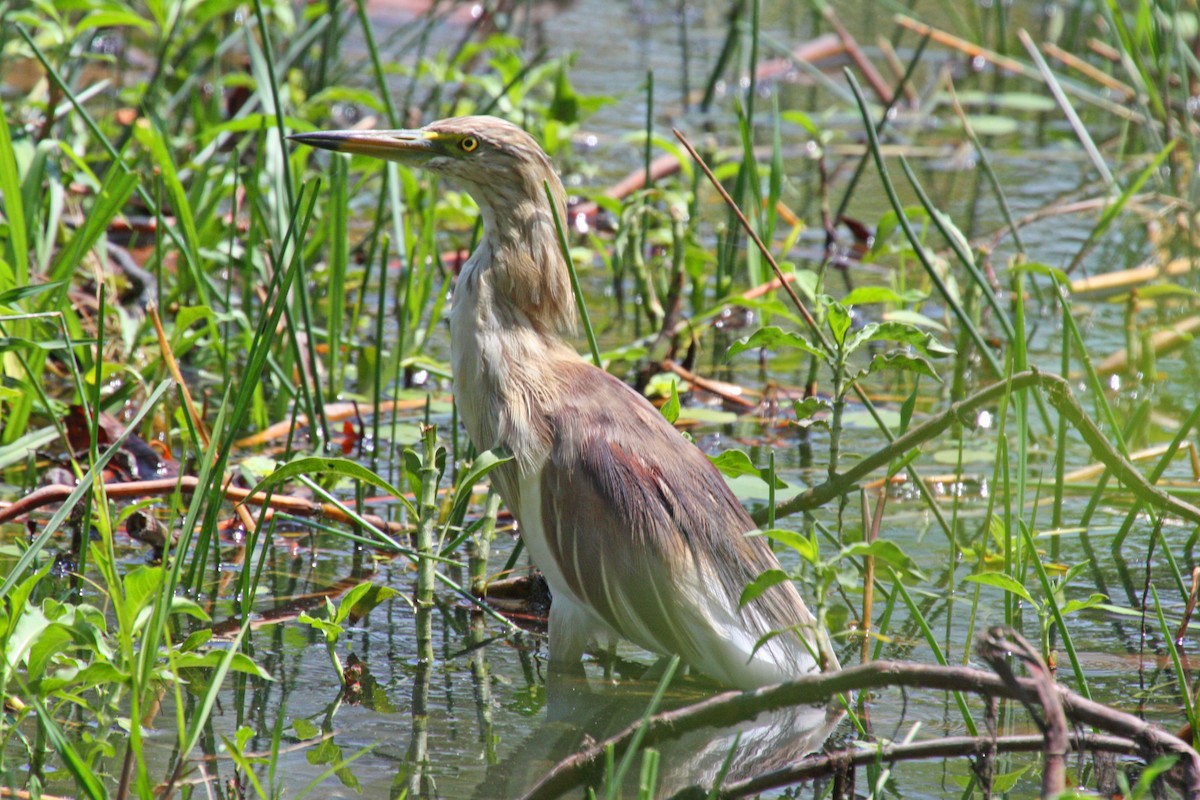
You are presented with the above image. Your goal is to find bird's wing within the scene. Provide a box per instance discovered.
[536,362,835,686]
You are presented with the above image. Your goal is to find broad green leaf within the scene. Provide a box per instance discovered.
[294,718,320,739]
[180,629,213,652]
[792,396,829,425]
[709,450,787,489]
[826,300,851,345]
[843,540,919,576]
[660,380,680,424]
[760,528,818,562]
[6,604,51,666]
[960,114,1019,136]
[738,569,790,607]
[5,561,52,638]
[76,10,155,33]
[870,206,930,257]
[780,110,823,138]
[298,613,342,640]
[845,321,955,359]
[1062,593,1108,615]
[175,651,272,679]
[728,326,824,359]
[122,565,164,623]
[26,623,74,682]
[964,572,1035,604]
[883,308,947,333]
[446,448,513,531]
[859,352,943,383]
[841,286,924,306]
[1020,261,1070,285]
[334,582,400,625]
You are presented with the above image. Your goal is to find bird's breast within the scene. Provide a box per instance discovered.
[449,263,566,479]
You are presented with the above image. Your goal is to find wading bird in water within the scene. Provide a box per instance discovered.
[291,116,840,689]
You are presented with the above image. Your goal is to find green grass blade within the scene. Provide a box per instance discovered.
[1019,521,1090,699]
[545,180,601,364]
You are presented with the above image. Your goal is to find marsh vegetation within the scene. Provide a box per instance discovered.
[1,0,1200,797]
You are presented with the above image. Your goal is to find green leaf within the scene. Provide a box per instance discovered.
[0,102,28,287]
[5,560,53,638]
[738,569,789,607]
[122,565,164,624]
[175,651,272,679]
[333,582,399,625]
[293,718,320,739]
[57,661,129,691]
[180,629,213,652]
[298,612,342,641]
[1019,261,1070,286]
[779,110,824,138]
[870,206,929,257]
[728,326,824,359]
[675,406,737,425]
[6,603,51,666]
[884,308,947,333]
[792,396,830,428]
[76,10,155,34]
[826,300,851,345]
[26,623,74,682]
[446,448,513,532]
[1061,593,1108,615]
[709,450,787,489]
[964,572,1035,604]
[660,380,680,424]
[0,281,63,305]
[843,540,920,575]
[760,528,818,562]
[860,352,943,383]
[841,286,924,306]
[846,321,954,358]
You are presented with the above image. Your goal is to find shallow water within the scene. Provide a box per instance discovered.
[7,1,1198,797]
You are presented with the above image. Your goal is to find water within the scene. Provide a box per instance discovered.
[6,0,1197,797]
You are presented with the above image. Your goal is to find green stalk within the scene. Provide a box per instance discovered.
[1020,519,1090,698]
[545,180,600,364]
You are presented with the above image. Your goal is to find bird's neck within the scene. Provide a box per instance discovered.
[470,178,577,337]
[450,180,583,472]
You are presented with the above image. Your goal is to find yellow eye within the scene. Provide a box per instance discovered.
[461,136,479,152]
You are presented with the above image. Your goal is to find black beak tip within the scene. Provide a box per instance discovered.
[288,131,343,152]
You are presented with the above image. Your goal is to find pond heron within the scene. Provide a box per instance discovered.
[291,116,839,689]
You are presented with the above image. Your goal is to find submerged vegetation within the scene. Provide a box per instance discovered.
[1,0,1200,796]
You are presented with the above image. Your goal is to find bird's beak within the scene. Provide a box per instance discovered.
[288,128,438,163]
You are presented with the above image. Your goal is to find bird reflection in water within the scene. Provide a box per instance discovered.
[481,670,843,799]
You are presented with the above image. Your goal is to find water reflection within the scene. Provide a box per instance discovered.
[482,670,843,799]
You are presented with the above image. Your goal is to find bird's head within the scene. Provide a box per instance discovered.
[291,116,576,333]
[290,116,564,231]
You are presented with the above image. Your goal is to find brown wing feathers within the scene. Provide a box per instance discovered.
[539,362,819,656]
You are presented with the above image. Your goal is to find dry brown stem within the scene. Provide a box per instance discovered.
[0,477,408,535]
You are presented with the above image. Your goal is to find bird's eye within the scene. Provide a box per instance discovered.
[461,136,479,153]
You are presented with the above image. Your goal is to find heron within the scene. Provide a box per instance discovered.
[290,116,840,689]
